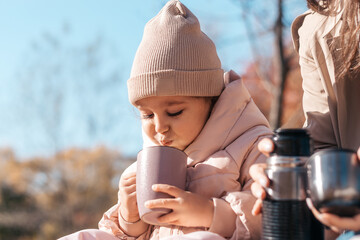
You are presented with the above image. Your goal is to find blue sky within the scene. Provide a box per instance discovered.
[0,0,307,159]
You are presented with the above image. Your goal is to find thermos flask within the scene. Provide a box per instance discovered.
[262,128,324,240]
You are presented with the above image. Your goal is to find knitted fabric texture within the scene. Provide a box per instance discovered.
[127,0,224,105]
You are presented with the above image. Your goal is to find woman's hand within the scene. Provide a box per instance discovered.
[306,147,360,232]
[118,172,140,222]
[249,138,274,215]
[144,184,214,227]
[306,199,360,233]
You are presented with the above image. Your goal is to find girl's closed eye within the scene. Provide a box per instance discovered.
[142,113,154,119]
[167,110,183,117]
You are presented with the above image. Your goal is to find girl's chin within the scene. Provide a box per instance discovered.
[172,144,187,151]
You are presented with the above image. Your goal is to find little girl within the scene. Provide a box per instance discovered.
[60,1,272,239]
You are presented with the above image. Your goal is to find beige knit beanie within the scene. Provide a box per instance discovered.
[127,0,224,105]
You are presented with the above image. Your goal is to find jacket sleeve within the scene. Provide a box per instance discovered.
[225,129,269,240]
[187,124,271,239]
[98,163,151,239]
[99,203,150,239]
[291,11,338,150]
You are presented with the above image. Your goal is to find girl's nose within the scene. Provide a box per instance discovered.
[154,115,169,134]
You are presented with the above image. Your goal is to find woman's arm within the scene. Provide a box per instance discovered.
[294,10,338,150]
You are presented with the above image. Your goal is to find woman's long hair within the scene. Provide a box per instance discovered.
[307,0,360,78]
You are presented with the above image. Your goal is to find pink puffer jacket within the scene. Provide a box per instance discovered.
[98,70,272,240]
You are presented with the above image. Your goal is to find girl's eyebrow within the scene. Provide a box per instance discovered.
[136,99,188,109]
[165,101,186,106]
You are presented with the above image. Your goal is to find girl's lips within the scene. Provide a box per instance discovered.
[160,140,172,146]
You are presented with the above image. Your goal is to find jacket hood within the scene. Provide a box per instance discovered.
[184,70,269,166]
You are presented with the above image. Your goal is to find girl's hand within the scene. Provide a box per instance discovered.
[119,172,140,222]
[249,138,274,216]
[144,184,214,227]
[306,198,360,232]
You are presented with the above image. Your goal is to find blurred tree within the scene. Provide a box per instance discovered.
[232,0,306,128]
[0,147,134,240]
[242,42,305,128]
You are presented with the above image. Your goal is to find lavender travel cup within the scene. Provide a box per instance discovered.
[136,146,187,225]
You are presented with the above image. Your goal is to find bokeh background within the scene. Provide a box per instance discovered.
[0,0,307,239]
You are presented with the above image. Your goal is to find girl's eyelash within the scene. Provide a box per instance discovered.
[142,113,154,119]
[167,110,183,117]
[141,110,183,119]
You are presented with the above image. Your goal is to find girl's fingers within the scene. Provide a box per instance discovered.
[120,173,136,187]
[123,184,136,193]
[123,192,138,207]
[119,188,137,201]
[128,191,137,199]
[249,163,269,188]
[122,171,136,180]
[145,198,178,209]
[156,211,178,224]
[251,182,267,200]
[251,198,263,216]
[119,182,137,197]
[151,184,183,197]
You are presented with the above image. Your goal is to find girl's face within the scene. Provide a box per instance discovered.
[136,96,212,151]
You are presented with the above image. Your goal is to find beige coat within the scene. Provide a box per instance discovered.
[98,71,272,240]
[291,10,360,152]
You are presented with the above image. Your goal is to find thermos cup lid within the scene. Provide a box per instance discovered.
[271,128,312,157]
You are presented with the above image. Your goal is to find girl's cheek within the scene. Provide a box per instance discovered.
[142,121,155,135]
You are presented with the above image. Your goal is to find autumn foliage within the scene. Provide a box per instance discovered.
[241,43,305,128]
[0,146,134,240]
